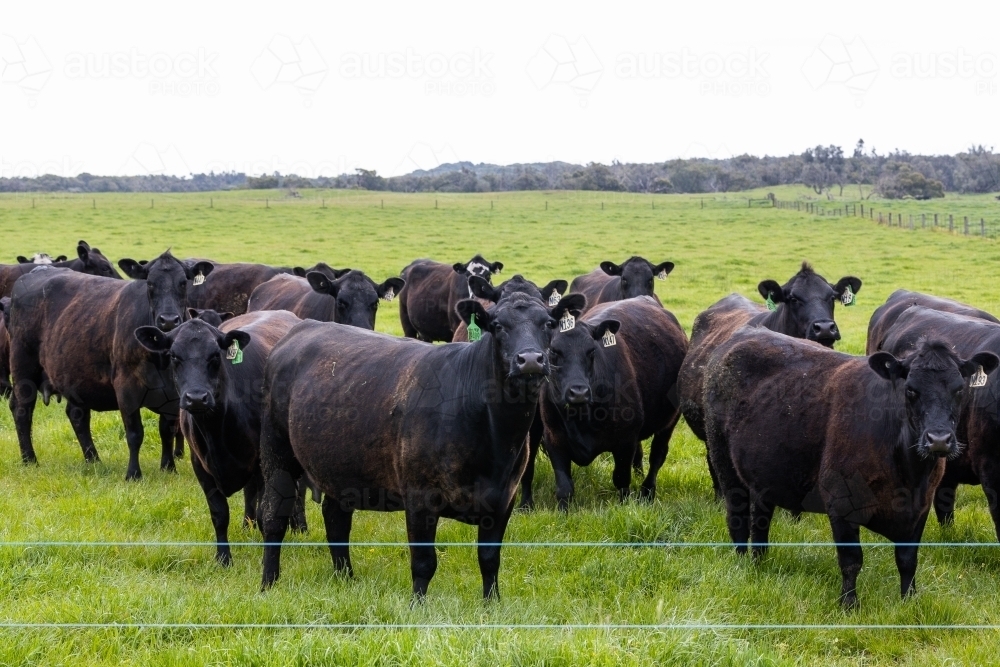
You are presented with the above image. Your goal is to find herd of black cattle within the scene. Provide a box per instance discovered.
[2,242,1000,608]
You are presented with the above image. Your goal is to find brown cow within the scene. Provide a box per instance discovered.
[0,240,120,296]
[248,271,403,329]
[569,256,673,312]
[398,255,503,341]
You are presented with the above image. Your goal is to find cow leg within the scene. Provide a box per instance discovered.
[478,504,514,600]
[322,496,354,576]
[707,452,723,499]
[895,513,929,599]
[980,471,1000,542]
[10,378,40,464]
[632,444,643,474]
[706,424,750,552]
[65,401,100,462]
[749,498,776,559]
[260,467,301,590]
[157,414,177,473]
[399,298,418,339]
[289,476,309,533]
[243,467,263,528]
[829,516,863,609]
[612,446,633,502]
[546,441,575,512]
[120,408,144,481]
[192,456,232,566]
[518,418,543,510]
[172,419,185,460]
[640,421,675,501]
[405,509,439,601]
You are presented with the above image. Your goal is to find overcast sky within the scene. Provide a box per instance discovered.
[2,1,998,178]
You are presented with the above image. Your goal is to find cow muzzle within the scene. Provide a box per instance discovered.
[181,390,214,413]
[924,431,956,457]
[157,313,182,331]
[808,320,840,347]
[564,385,591,404]
[514,351,547,375]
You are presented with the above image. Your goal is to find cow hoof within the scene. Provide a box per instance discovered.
[289,522,309,534]
[638,486,655,502]
[517,499,534,512]
[160,462,177,473]
[556,499,570,513]
[936,512,955,526]
[839,593,859,610]
[173,449,184,460]
[124,470,142,482]
[216,552,233,567]
[21,456,38,466]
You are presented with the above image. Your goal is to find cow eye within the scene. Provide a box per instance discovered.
[545,319,556,329]
[208,355,221,369]
[905,388,918,400]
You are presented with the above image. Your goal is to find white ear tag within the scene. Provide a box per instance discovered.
[657,269,667,281]
[971,366,988,388]
[602,330,617,347]
[383,287,394,302]
[193,272,205,286]
[559,312,575,332]
[548,291,561,307]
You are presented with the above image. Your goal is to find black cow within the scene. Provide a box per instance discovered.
[183,261,305,316]
[15,253,67,264]
[247,271,403,329]
[569,257,673,311]
[398,255,503,341]
[678,262,862,495]
[876,305,1000,535]
[704,328,998,608]
[258,291,582,599]
[0,297,10,398]
[540,296,688,509]
[451,274,568,509]
[867,289,999,353]
[135,309,302,565]
[8,252,214,480]
[291,262,351,280]
[0,240,120,296]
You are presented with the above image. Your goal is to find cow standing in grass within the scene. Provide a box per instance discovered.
[0,240,120,296]
[8,251,214,480]
[248,270,403,329]
[678,262,862,495]
[704,328,997,608]
[398,254,503,341]
[135,309,302,565]
[258,292,581,599]
[539,296,688,509]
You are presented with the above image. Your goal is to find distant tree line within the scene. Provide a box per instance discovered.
[3,143,999,199]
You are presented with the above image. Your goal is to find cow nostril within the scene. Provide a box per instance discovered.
[515,354,526,366]
[534,353,545,365]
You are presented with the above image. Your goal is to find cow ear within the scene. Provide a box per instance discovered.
[962,352,1000,378]
[590,319,621,340]
[119,258,149,280]
[377,277,405,301]
[77,241,91,263]
[186,307,201,321]
[541,280,569,302]
[55,255,67,262]
[333,267,352,279]
[306,271,336,295]
[456,299,493,330]
[869,352,908,381]
[184,260,214,281]
[491,261,503,275]
[600,261,622,276]
[453,262,467,274]
[220,329,251,352]
[218,311,235,322]
[468,276,500,302]
[832,276,863,296]
[653,261,675,277]
[134,326,174,353]
[292,266,307,277]
[16,256,28,264]
[551,293,587,321]
[757,279,785,303]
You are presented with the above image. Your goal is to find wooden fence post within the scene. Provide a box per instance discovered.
[965,216,969,235]
[949,214,953,232]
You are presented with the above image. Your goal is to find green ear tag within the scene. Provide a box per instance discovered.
[467,314,482,341]
[226,339,243,365]
[841,284,856,307]
[765,292,777,311]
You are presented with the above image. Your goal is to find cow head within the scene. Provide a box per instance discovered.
[547,309,621,407]
[453,254,503,284]
[17,253,64,264]
[292,262,352,279]
[870,339,999,459]
[456,292,587,382]
[75,240,122,279]
[186,308,235,328]
[119,252,214,332]
[469,274,568,305]
[306,269,405,330]
[134,319,251,413]
[600,257,674,299]
[757,262,862,348]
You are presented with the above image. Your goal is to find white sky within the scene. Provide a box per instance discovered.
[2,0,999,178]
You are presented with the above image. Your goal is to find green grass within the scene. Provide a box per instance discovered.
[3,187,1000,665]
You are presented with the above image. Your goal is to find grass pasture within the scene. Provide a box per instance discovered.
[2,187,1000,664]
